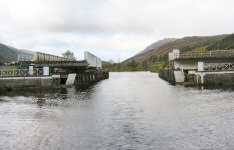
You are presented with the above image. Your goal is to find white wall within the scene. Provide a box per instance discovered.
[84,51,102,68]
[174,71,185,83]
[43,67,49,76]
[66,73,77,86]
[197,62,204,71]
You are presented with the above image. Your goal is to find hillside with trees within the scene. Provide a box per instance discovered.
[0,43,18,65]
[207,34,234,50]
[104,34,234,72]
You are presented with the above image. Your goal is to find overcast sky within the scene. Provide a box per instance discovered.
[0,0,233,61]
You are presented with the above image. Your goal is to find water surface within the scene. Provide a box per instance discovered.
[0,72,234,150]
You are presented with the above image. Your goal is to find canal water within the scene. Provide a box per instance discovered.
[0,72,234,150]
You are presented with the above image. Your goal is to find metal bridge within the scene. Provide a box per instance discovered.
[15,60,88,68]
[0,51,105,78]
[0,51,109,90]
[174,49,234,60]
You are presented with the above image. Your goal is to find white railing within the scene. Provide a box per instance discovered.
[178,50,234,59]
[0,69,44,77]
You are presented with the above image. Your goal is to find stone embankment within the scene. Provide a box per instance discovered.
[0,70,109,92]
[158,69,175,85]
[159,68,234,88]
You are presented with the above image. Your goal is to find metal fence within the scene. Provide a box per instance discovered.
[0,69,44,77]
[178,50,234,59]
[204,63,234,72]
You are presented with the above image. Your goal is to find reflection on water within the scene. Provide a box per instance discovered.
[0,72,234,150]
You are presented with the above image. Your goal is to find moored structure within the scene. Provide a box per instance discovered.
[160,49,234,87]
[0,51,109,91]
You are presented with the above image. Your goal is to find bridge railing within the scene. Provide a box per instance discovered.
[0,69,44,78]
[14,60,88,67]
[178,50,234,59]
[203,63,234,72]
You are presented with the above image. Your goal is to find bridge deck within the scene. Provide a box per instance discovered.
[176,50,234,60]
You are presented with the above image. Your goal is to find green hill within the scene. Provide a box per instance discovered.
[207,34,234,50]
[124,34,229,64]
[0,43,18,65]
[104,33,234,72]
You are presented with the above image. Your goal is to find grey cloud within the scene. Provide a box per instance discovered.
[0,0,234,61]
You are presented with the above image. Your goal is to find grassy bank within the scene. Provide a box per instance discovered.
[148,63,168,73]
[103,61,167,73]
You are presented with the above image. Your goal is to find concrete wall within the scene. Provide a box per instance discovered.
[66,74,77,86]
[159,69,175,84]
[0,76,60,90]
[174,71,185,83]
[203,72,234,87]
[75,70,109,88]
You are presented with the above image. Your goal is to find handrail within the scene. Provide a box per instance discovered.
[177,50,234,59]
[0,69,44,77]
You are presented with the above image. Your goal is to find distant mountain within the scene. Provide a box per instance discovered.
[124,38,176,63]
[0,43,18,64]
[0,43,36,65]
[18,49,35,55]
[138,38,177,55]
[124,34,230,63]
[207,34,234,50]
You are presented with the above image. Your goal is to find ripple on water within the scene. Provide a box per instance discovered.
[0,72,234,149]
